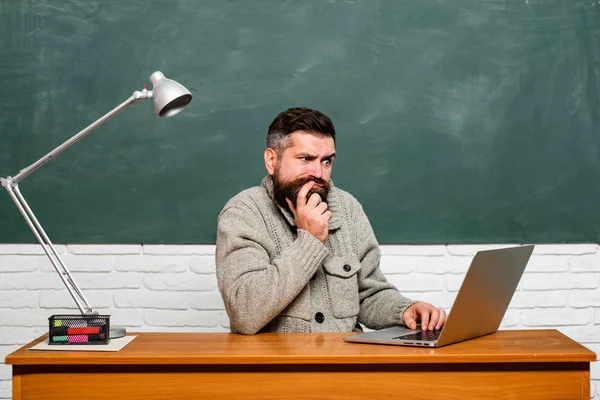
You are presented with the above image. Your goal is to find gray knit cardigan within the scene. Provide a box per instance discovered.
[215,176,415,334]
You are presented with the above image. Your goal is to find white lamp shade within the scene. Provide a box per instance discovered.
[149,71,192,118]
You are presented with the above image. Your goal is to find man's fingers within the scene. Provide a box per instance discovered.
[403,307,417,330]
[429,308,439,331]
[296,182,315,208]
[404,316,417,330]
[306,192,322,208]
[420,307,430,331]
[436,309,447,330]
[405,302,446,331]
[315,201,328,215]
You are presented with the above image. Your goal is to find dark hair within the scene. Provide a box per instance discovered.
[267,107,336,155]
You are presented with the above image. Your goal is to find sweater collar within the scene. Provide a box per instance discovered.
[261,176,342,230]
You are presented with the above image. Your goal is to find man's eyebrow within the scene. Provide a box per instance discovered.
[295,151,336,159]
[295,152,316,158]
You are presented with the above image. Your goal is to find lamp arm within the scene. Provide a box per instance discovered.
[8,88,153,186]
[0,87,153,316]
[4,184,95,314]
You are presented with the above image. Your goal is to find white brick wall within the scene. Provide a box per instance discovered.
[0,243,598,398]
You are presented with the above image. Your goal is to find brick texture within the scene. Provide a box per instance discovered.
[0,243,598,399]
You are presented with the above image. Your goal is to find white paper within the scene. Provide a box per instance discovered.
[28,335,137,352]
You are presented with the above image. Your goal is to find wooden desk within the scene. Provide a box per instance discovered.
[6,329,596,400]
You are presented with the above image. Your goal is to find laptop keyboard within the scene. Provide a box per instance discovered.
[394,330,442,341]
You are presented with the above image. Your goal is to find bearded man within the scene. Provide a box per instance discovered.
[216,107,446,334]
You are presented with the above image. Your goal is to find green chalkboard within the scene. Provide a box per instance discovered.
[1,0,599,244]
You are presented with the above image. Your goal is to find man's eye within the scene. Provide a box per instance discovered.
[323,159,331,166]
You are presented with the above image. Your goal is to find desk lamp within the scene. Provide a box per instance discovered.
[1,71,192,339]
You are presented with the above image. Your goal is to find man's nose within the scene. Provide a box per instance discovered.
[309,161,323,178]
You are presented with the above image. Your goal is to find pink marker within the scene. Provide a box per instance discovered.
[68,335,88,343]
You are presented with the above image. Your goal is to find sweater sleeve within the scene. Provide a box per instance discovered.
[352,201,417,330]
[216,203,329,334]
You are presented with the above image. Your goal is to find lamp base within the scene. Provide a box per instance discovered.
[109,326,127,339]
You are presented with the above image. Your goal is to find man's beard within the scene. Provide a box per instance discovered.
[272,170,331,212]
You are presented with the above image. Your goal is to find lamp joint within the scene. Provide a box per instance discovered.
[1,177,14,188]
[132,88,153,101]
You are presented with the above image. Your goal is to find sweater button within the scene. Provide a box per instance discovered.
[343,264,351,272]
[315,312,325,323]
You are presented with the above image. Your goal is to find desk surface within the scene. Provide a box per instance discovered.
[5,329,596,366]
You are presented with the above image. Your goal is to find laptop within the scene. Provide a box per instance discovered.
[344,245,534,348]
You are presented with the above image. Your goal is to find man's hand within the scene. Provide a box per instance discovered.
[286,181,332,244]
[402,301,447,331]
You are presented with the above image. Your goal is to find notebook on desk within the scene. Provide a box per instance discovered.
[344,245,534,348]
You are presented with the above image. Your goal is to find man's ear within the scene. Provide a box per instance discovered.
[264,148,277,176]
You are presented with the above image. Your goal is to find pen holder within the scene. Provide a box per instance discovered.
[48,315,110,345]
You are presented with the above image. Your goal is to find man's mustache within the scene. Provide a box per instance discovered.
[290,177,330,203]
[300,177,327,186]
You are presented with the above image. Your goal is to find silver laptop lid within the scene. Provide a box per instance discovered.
[435,245,534,347]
